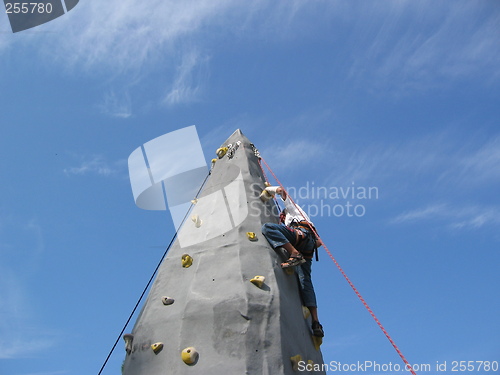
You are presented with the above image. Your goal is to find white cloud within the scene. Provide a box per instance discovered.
[0,267,58,359]
[0,218,63,360]
[164,49,210,106]
[392,203,500,230]
[323,132,453,186]
[346,1,500,92]
[99,90,132,118]
[391,203,450,224]
[261,139,325,172]
[41,0,240,73]
[323,130,500,192]
[457,136,500,185]
[5,1,494,103]
[63,155,124,177]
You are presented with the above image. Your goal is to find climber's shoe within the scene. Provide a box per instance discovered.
[281,254,306,268]
[312,321,324,337]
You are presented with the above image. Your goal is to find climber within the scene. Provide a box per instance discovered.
[261,186,324,337]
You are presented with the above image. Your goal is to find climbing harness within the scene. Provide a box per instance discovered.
[289,219,319,261]
[258,156,418,375]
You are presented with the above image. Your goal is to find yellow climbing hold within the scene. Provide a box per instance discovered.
[181,254,193,268]
[191,214,202,228]
[308,359,315,367]
[290,354,302,371]
[151,342,164,354]
[161,296,175,305]
[211,158,217,164]
[246,232,257,241]
[312,335,323,350]
[216,147,228,159]
[191,198,198,205]
[302,306,311,319]
[250,275,265,288]
[181,347,199,365]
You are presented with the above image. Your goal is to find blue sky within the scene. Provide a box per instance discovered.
[1,1,499,374]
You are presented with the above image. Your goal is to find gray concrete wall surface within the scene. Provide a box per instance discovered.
[122,129,325,375]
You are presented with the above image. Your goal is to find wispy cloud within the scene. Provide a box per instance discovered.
[324,130,500,190]
[0,267,59,359]
[261,139,327,173]
[47,1,236,72]
[2,0,323,72]
[346,1,500,93]
[391,203,500,230]
[5,1,495,104]
[456,136,500,186]
[63,155,125,177]
[164,49,210,106]
[99,90,132,118]
[319,130,500,233]
[391,203,449,224]
[323,131,452,186]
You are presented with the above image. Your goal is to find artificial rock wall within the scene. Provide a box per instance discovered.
[122,129,325,374]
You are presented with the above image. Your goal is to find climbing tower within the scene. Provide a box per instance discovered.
[122,129,325,374]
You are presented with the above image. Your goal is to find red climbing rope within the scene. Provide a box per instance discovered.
[258,156,418,375]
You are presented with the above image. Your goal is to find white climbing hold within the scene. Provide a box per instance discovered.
[123,333,133,355]
[191,214,202,228]
[302,306,311,319]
